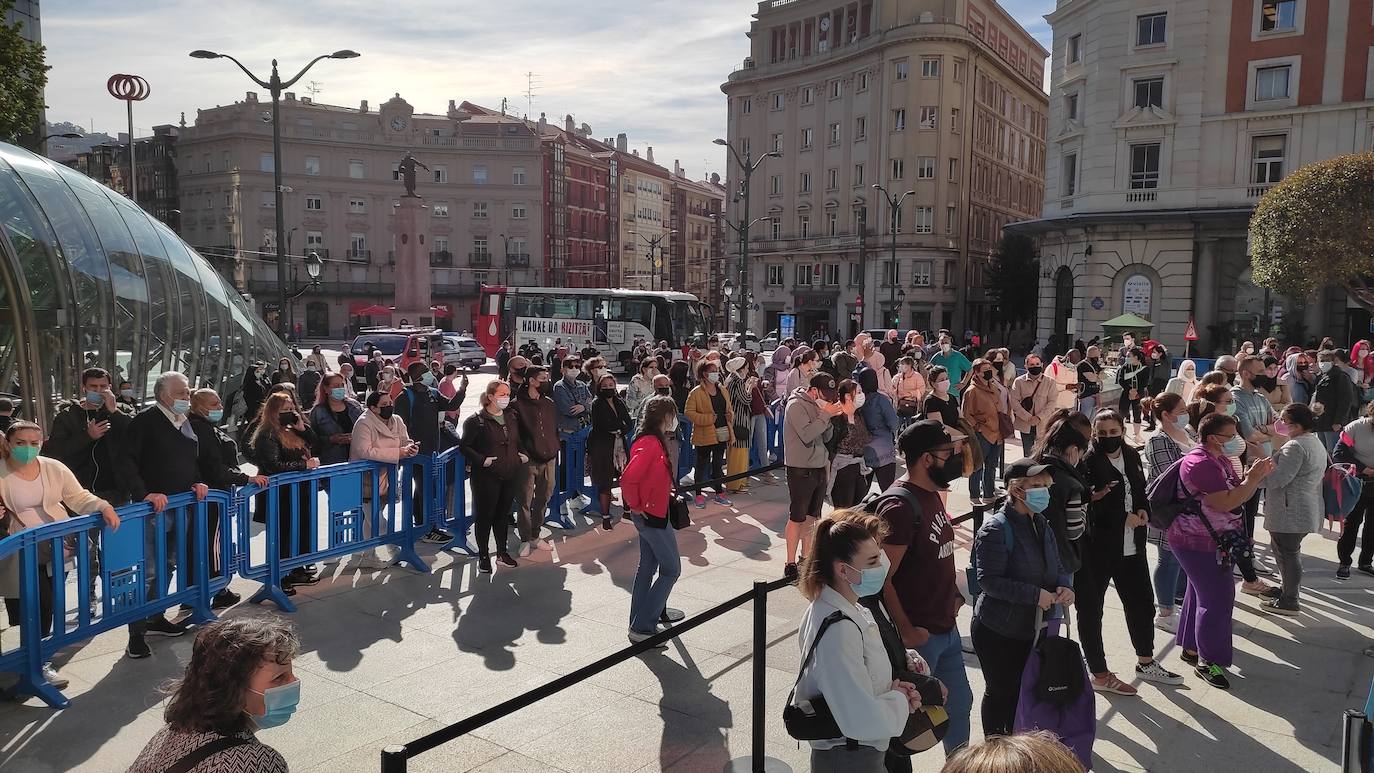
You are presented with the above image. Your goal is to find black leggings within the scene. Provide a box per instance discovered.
[831,464,868,508]
[470,471,517,557]
[259,484,312,560]
[1117,392,1142,424]
[1074,549,1156,674]
[3,566,57,637]
[695,442,726,494]
[1339,488,1374,567]
[873,462,897,492]
[971,620,1034,736]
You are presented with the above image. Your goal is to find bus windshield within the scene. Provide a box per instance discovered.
[671,300,709,345]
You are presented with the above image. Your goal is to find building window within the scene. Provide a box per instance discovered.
[433,166,448,183]
[350,233,367,256]
[1261,0,1297,31]
[945,205,958,234]
[827,168,839,189]
[1134,77,1164,109]
[260,192,274,208]
[799,215,810,237]
[1068,34,1082,63]
[912,261,932,286]
[512,166,527,185]
[1063,153,1078,196]
[891,158,904,180]
[1256,65,1291,100]
[829,122,841,145]
[830,80,842,99]
[512,203,528,219]
[921,58,941,78]
[305,156,320,176]
[1129,143,1161,189]
[802,127,813,148]
[434,236,450,254]
[1066,93,1079,120]
[349,197,366,213]
[1252,135,1286,183]
[919,106,938,129]
[893,109,906,131]
[306,231,323,250]
[348,159,364,178]
[433,203,449,217]
[917,157,935,179]
[473,238,489,255]
[950,107,960,131]
[802,85,815,104]
[854,163,865,186]
[742,97,753,113]
[800,172,811,193]
[1136,12,1167,46]
[771,217,781,239]
[827,211,839,236]
[855,116,867,140]
[305,195,322,210]
[472,165,488,184]
[882,261,898,286]
[914,206,934,234]
[953,59,964,82]
[795,264,813,286]
[948,158,960,182]
[770,175,783,195]
[857,71,870,91]
[823,263,840,285]
[767,265,785,286]
[894,60,909,80]
[259,153,274,173]
[772,92,784,110]
[473,201,489,218]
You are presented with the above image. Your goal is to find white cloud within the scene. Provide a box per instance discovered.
[41,0,1054,183]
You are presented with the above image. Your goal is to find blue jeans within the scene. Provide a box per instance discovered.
[1077,394,1098,417]
[968,435,998,499]
[676,427,696,484]
[1020,427,1037,457]
[1319,431,1341,453]
[1153,543,1188,609]
[629,514,681,634]
[913,625,973,754]
[749,413,770,469]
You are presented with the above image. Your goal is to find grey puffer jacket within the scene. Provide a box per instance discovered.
[1262,431,1327,534]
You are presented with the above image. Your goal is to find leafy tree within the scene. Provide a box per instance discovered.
[0,0,49,147]
[986,232,1040,326]
[1250,152,1374,310]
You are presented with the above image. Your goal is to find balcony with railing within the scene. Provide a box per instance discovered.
[346,248,371,262]
[430,250,453,267]
[469,252,491,268]
[506,253,531,268]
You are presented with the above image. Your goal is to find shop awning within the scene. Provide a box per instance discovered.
[350,302,394,316]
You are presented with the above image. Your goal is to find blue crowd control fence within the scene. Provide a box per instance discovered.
[237,458,433,612]
[431,448,476,554]
[547,427,596,526]
[0,490,232,708]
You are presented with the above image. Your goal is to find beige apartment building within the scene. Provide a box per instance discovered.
[177,92,543,337]
[722,0,1047,340]
[617,148,673,290]
[668,165,728,325]
[1016,0,1374,355]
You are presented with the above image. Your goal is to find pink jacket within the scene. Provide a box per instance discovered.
[891,368,924,403]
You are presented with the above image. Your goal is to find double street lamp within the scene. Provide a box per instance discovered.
[190,48,360,339]
[714,138,779,334]
[639,230,677,291]
[872,183,916,329]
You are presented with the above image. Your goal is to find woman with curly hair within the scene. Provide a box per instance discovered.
[129,617,300,773]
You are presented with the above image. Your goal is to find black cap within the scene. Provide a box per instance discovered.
[897,419,956,459]
[1003,458,1050,484]
[808,371,839,401]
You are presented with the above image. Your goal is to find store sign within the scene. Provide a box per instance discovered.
[516,317,593,340]
[779,314,796,342]
[1122,275,1152,316]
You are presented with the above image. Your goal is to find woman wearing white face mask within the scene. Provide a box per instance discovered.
[685,360,734,509]
[792,512,917,771]
[129,617,298,773]
[830,380,872,508]
[1165,359,1198,403]
[971,463,1074,736]
[459,380,526,574]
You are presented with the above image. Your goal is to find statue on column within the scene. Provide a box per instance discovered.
[398,152,430,198]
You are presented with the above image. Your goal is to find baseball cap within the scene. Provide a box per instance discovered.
[808,372,839,401]
[1003,458,1050,484]
[897,419,957,459]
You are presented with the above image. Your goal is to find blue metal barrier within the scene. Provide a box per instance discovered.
[236,459,430,612]
[0,490,232,708]
[548,427,595,527]
[432,447,476,555]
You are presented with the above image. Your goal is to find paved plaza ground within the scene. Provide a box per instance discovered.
[1,363,1371,772]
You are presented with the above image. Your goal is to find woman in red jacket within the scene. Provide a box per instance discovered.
[622,395,683,647]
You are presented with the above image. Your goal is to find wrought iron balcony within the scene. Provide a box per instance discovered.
[430,250,453,267]
[346,249,370,262]
[469,252,491,268]
[506,253,530,268]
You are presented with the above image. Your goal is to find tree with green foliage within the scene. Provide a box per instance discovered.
[987,232,1040,327]
[1250,152,1374,311]
[0,0,49,147]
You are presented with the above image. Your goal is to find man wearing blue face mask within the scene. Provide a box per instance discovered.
[1313,348,1359,451]
[394,362,467,544]
[44,367,136,510]
[117,371,211,659]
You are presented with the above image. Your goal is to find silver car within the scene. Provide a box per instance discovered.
[443,335,488,369]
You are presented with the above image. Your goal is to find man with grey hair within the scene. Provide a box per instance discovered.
[117,371,210,659]
[1214,354,1240,386]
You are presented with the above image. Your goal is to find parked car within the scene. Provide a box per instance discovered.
[442,334,488,370]
[719,332,763,353]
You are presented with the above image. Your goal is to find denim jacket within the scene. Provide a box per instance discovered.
[552,376,593,436]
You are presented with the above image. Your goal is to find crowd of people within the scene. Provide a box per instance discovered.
[7,326,1374,773]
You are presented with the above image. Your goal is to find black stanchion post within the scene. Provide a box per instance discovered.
[380,745,407,773]
[752,579,766,772]
[1342,710,1368,773]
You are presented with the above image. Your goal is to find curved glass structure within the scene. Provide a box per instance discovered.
[0,141,290,422]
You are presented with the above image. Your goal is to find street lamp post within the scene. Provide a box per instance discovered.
[190,48,359,339]
[639,230,676,291]
[715,138,779,335]
[713,213,767,330]
[872,184,916,330]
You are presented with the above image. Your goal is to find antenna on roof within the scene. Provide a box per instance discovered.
[524,71,541,116]
[306,80,323,99]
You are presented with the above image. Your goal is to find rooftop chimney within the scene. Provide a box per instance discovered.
[710,172,721,185]
[301,96,312,104]
[646,146,655,164]
[632,149,640,157]
[360,99,369,113]
[674,160,683,177]
[539,112,548,132]
[449,99,457,112]
[246,92,258,103]
[616,133,628,152]
[284,92,295,101]
[565,114,575,133]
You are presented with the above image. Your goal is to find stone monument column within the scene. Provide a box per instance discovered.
[391,196,432,324]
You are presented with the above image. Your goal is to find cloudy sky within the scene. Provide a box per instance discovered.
[42,0,1054,180]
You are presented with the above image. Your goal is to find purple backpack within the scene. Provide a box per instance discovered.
[1013,611,1096,770]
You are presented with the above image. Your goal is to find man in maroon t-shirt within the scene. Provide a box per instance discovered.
[872,419,973,755]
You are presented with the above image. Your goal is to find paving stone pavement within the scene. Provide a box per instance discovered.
[1,440,1372,772]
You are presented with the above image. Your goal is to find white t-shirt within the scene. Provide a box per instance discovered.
[1108,453,1138,557]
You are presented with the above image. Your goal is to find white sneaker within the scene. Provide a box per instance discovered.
[42,662,68,689]
[536,539,554,552]
[1154,613,1178,634]
[518,542,533,557]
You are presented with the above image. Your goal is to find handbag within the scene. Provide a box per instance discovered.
[1020,375,1043,414]
[998,411,1016,439]
[659,436,691,530]
[783,611,860,741]
[715,426,730,443]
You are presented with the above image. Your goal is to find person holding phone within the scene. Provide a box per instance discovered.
[350,391,420,569]
[252,391,320,594]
